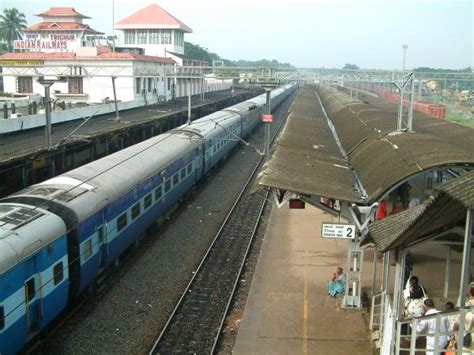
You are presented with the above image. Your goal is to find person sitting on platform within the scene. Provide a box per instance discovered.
[328,267,346,298]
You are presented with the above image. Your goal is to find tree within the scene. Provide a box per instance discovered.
[343,63,360,70]
[0,8,27,52]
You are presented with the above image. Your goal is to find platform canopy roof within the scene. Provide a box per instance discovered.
[253,85,474,205]
[364,170,474,252]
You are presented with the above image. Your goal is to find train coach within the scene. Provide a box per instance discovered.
[0,83,295,354]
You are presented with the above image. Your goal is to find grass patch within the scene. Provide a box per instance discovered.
[446,111,474,128]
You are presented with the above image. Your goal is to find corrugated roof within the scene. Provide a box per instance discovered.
[437,170,474,209]
[318,86,474,203]
[115,3,192,33]
[36,7,90,19]
[253,86,362,202]
[367,171,474,252]
[364,202,430,251]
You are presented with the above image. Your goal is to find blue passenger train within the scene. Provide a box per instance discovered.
[0,84,294,354]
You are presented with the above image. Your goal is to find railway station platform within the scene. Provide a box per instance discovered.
[233,202,375,355]
[0,88,258,197]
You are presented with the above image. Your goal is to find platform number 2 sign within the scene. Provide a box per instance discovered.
[321,223,356,239]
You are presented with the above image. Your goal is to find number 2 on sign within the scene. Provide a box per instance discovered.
[346,228,353,238]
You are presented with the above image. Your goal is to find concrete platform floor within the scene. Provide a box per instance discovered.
[233,202,375,355]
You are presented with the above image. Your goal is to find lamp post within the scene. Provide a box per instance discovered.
[38,77,67,150]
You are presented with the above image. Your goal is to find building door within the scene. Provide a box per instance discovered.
[18,77,33,93]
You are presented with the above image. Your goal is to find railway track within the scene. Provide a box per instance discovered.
[150,95,292,354]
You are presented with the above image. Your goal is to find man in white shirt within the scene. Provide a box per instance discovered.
[416,298,450,355]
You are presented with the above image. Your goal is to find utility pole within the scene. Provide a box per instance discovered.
[265,89,271,155]
[111,76,120,121]
[187,87,191,125]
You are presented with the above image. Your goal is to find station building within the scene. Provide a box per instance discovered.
[0,4,231,115]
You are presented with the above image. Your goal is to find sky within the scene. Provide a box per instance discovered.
[2,0,473,70]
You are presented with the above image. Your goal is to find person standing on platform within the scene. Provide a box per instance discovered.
[403,276,427,318]
[328,267,346,298]
[416,298,450,355]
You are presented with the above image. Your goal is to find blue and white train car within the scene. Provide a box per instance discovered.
[0,83,295,353]
[0,204,68,355]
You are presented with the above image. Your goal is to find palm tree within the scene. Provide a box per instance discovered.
[0,8,27,52]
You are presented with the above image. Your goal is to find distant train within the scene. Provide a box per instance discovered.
[0,83,295,354]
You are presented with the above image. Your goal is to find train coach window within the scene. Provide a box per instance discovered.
[53,262,64,285]
[187,163,192,174]
[0,306,4,330]
[173,174,179,186]
[84,240,92,260]
[144,194,152,209]
[25,278,35,301]
[180,168,186,180]
[132,203,141,219]
[117,213,127,232]
[155,186,162,200]
[164,180,171,193]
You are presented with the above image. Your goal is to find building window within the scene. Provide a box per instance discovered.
[161,30,171,45]
[84,239,92,259]
[144,194,152,209]
[53,262,64,285]
[117,213,127,232]
[131,202,141,220]
[18,76,33,93]
[137,30,147,44]
[25,278,35,301]
[136,78,141,94]
[68,77,83,94]
[148,78,153,92]
[149,30,159,44]
[125,30,135,45]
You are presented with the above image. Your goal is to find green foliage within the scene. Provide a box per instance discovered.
[184,41,293,68]
[343,63,360,70]
[0,8,27,52]
[0,42,7,55]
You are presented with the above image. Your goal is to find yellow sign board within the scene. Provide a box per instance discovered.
[0,59,44,67]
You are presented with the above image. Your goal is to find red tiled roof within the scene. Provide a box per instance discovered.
[0,52,175,64]
[115,3,192,33]
[36,7,91,19]
[25,22,104,34]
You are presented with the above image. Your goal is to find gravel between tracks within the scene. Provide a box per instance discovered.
[39,93,295,355]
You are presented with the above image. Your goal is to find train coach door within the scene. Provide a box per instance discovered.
[24,268,41,334]
[199,145,206,177]
[97,214,108,270]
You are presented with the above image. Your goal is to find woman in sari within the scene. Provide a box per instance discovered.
[328,267,346,297]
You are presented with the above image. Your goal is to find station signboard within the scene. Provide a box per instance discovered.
[321,223,356,239]
[289,198,305,209]
[262,114,273,122]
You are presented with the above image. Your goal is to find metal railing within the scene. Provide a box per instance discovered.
[370,291,384,331]
[395,307,472,354]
